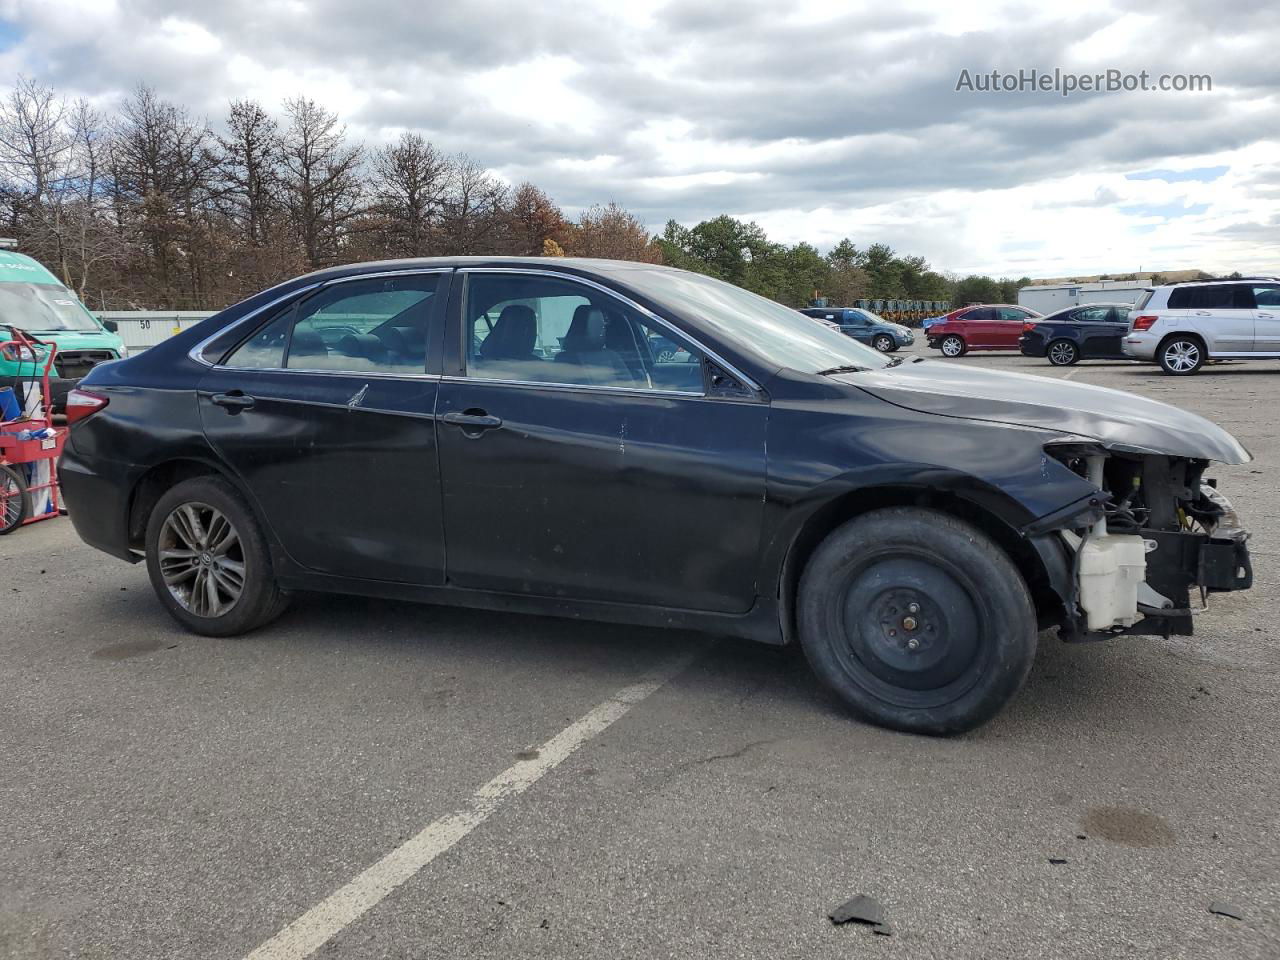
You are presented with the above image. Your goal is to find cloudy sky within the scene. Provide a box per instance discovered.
[0,0,1277,278]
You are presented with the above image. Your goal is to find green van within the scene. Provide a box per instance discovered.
[0,250,125,413]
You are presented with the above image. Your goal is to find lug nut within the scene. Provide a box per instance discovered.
[907,638,920,650]
[907,603,920,614]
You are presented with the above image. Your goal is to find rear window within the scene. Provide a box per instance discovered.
[1134,290,1154,310]
[1167,285,1252,310]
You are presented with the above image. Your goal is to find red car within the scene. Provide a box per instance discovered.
[926,304,1042,357]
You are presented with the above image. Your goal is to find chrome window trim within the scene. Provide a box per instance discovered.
[205,366,444,381]
[189,267,451,371]
[438,374,705,400]
[457,266,762,395]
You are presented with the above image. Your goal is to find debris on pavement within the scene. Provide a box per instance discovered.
[1209,902,1244,921]
[1048,858,1069,865]
[829,894,891,934]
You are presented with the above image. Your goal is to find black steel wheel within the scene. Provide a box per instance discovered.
[0,464,28,535]
[798,507,1037,735]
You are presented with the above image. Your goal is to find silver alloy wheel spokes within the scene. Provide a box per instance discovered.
[1166,341,1199,372]
[1049,342,1074,364]
[158,501,245,617]
[942,337,961,357]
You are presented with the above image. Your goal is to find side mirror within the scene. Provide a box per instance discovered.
[102,319,119,333]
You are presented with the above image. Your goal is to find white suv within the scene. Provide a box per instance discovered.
[1123,277,1280,374]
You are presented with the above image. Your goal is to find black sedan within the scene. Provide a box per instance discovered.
[59,258,1253,734]
[1019,302,1134,365]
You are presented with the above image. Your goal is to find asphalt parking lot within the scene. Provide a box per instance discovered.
[3,347,1278,960]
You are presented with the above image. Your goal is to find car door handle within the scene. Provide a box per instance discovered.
[211,391,256,412]
[442,410,503,435]
[1259,312,1275,318]
[1195,311,1212,316]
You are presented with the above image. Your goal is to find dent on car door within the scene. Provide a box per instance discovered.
[197,271,449,584]
[435,269,768,613]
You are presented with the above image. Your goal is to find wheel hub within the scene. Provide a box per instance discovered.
[839,555,983,696]
[157,501,246,618]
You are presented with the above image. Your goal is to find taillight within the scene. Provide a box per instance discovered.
[1023,321,1037,334]
[65,388,109,425]
[1132,315,1158,331]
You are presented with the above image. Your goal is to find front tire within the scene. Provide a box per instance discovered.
[940,334,967,357]
[872,334,895,353]
[1158,335,1205,375]
[798,507,1037,735]
[144,476,290,636]
[1047,339,1080,366]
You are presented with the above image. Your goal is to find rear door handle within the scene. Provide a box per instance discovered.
[442,409,503,435]
[1194,311,1212,316]
[211,391,256,412]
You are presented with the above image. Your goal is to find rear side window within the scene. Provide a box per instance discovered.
[223,274,441,373]
[1167,285,1251,310]
[1134,290,1154,310]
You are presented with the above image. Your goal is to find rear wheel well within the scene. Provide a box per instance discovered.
[778,487,1060,644]
[127,459,230,550]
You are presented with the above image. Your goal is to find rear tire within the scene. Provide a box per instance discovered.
[0,464,28,535]
[940,335,967,357]
[1047,339,1080,366]
[144,476,290,636]
[1158,335,1205,375]
[798,507,1037,735]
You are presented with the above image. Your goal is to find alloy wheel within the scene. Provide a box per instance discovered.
[157,501,245,617]
[1164,340,1200,372]
[941,336,963,357]
[873,335,894,353]
[1048,341,1077,365]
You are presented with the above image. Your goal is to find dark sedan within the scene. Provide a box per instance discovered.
[60,258,1254,734]
[1020,302,1134,365]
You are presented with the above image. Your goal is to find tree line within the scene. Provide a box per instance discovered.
[0,76,1029,312]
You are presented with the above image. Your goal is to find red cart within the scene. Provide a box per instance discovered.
[1,326,66,534]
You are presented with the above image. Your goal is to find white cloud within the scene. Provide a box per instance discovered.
[0,0,1276,276]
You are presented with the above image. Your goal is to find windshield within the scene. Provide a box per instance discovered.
[617,268,893,373]
[0,282,101,332]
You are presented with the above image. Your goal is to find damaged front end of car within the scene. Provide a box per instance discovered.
[1030,441,1253,641]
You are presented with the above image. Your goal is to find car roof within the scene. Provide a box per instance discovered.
[0,250,62,286]
[291,255,684,286]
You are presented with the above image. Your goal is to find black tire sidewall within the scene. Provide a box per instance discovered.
[798,507,1037,735]
[144,475,286,636]
[873,335,894,353]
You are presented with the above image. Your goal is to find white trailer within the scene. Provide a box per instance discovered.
[1018,280,1151,314]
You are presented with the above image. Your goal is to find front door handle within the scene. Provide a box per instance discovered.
[1195,311,1212,316]
[211,391,256,412]
[442,409,503,436]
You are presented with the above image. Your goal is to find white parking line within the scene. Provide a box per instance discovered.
[242,647,703,960]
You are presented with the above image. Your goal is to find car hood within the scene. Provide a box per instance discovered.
[843,360,1251,463]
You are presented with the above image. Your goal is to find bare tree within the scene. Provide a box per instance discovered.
[440,154,507,255]
[279,96,363,268]
[365,132,449,257]
[568,202,661,262]
[218,99,283,248]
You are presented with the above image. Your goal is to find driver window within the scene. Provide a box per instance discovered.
[465,272,705,393]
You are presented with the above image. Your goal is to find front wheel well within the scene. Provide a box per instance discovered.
[778,487,1062,644]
